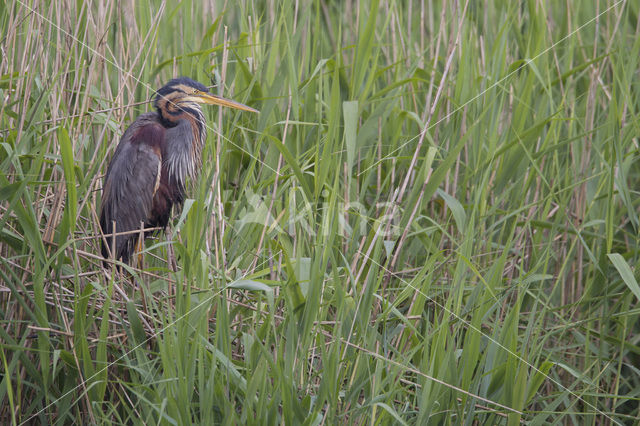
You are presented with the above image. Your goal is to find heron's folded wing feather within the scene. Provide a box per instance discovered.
[99,115,164,261]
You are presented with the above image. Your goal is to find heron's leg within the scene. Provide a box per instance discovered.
[166,226,177,272]
[136,221,145,269]
[135,221,150,315]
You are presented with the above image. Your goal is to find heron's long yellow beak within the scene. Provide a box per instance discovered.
[192,92,258,113]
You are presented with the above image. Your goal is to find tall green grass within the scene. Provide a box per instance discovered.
[1,0,639,424]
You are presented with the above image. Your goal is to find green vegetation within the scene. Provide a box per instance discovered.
[1,0,639,424]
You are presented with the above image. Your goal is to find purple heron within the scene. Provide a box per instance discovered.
[99,77,257,264]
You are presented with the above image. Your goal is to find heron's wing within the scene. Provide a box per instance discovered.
[99,113,164,262]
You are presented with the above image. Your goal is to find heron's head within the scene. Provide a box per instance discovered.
[154,77,257,124]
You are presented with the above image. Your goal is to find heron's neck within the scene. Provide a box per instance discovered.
[188,107,206,149]
[163,109,207,193]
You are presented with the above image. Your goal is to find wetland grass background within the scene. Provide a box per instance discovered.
[1,0,640,424]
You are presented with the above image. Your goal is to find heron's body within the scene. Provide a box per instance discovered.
[99,77,256,264]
